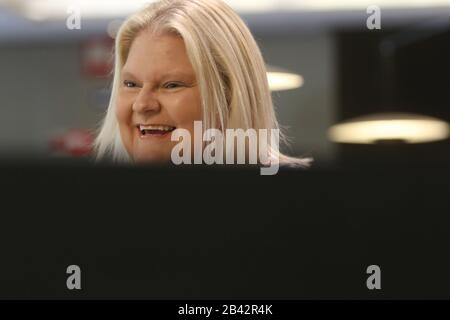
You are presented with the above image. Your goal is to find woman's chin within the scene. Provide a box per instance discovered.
[132,152,172,165]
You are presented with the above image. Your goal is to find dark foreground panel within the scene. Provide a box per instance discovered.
[0,160,449,299]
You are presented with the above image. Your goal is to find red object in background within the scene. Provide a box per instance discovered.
[80,37,114,78]
[50,129,95,157]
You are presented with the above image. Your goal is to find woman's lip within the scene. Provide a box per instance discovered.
[136,124,176,128]
[136,127,175,139]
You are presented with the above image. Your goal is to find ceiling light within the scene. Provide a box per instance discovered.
[328,113,450,144]
[267,65,304,92]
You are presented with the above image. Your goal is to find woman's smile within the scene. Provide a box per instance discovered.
[136,124,177,139]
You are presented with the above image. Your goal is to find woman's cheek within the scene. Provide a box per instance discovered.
[116,95,131,124]
[174,90,203,125]
[115,95,134,154]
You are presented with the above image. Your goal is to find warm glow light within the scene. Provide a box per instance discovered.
[2,0,450,20]
[266,65,304,92]
[267,72,304,92]
[328,113,450,144]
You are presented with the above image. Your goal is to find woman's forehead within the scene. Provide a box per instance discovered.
[128,30,186,60]
[122,32,195,80]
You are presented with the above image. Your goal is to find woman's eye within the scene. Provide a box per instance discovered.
[123,80,137,88]
[164,82,182,89]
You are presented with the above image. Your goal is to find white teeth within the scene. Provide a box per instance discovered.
[139,125,175,131]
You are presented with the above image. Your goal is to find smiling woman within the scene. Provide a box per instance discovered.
[117,32,202,163]
[94,0,312,168]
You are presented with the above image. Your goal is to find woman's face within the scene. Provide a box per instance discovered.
[117,31,202,163]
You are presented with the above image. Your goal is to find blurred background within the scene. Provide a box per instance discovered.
[0,0,449,168]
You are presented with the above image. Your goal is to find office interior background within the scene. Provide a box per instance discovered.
[1,1,450,300]
[0,0,449,168]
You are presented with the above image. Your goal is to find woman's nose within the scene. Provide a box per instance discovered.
[132,86,161,113]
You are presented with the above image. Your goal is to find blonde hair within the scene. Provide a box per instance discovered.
[94,0,312,167]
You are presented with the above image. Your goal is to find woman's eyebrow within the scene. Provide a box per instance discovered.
[121,70,138,79]
[160,71,194,81]
[161,71,187,77]
[121,69,193,81]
